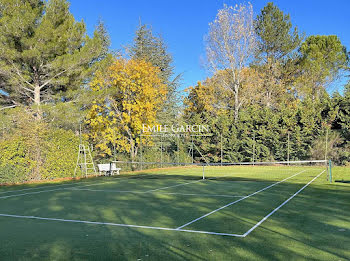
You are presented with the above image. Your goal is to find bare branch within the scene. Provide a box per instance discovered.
[0,105,17,111]
[205,3,256,121]
[10,62,35,91]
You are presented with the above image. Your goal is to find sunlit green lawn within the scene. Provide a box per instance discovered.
[0,165,349,260]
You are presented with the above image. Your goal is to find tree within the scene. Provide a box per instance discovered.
[205,3,256,122]
[129,24,180,124]
[255,2,301,63]
[86,58,167,161]
[254,2,302,107]
[183,80,233,162]
[333,83,350,140]
[0,0,109,111]
[299,35,348,99]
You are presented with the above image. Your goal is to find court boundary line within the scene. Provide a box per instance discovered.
[0,172,242,200]
[176,170,306,229]
[0,169,324,238]
[0,213,244,237]
[0,174,144,196]
[0,174,151,200]
[69,187,245,198]
[242,169,325,237]
[145,180,203,192]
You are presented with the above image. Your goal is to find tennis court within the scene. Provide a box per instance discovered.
[0,161,328,238]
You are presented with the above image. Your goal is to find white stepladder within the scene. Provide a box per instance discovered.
[74,144,97,177]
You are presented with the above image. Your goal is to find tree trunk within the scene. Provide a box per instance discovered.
[33,85,42,119]
[234,82,239,123]
[130,139,138,170]
[34,85,41,105]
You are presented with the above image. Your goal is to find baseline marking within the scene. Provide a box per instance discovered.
[176,170,306,229]
[0,170,324,237]
[0,213,244,237]
[70,187,244,198]
[243,170,325,237]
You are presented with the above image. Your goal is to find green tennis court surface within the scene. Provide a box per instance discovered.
[0,165,349,260]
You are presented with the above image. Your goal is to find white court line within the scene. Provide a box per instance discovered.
[176,170,306,230]
[0,213,244,237]
[0,176,126,196]
[70,187,244,198]
[76,174,150,188]
[243,170,325,237]
[145,180,202,192]
[0,181,88,195]
[155,192,243,198]
[0,187,71,199]
[0,174,151,200]
[144,172,240,193]
[0,170,323,238]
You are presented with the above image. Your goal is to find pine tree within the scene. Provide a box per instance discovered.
[254,2,302,107]
[255,2,301,63]
[299,35,348,99]
[0,0,109,110]
[129,24,180,125]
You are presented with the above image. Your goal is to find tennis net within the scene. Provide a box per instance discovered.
[111,160,332,183]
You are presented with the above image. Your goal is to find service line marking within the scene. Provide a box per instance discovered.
[0,170,324,238]
[145,180,203,192]
[69,187,244,198]
[177,170,306,229]
[242,169,325,237]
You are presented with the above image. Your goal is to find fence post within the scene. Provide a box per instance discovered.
[140,133,143,170]
[328,160,332,183]
[191,136,194,163]
[287,132,290,165]
[160,134,163,168]
[252,133,255,165]
[220,133,223,166]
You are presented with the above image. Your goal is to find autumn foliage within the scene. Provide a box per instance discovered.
[86,58,167,160]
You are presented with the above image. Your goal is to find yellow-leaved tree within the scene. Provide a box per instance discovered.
[86,58,167,161]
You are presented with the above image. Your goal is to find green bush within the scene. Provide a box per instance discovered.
[0,125,80,184]
[0,136,35,183]
[41,128,80,179]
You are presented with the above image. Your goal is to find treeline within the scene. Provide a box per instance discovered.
[184,3,349,164]
[0,1,349,183]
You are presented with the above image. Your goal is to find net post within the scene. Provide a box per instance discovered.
[328,160,332,183]
[202,165,205,180]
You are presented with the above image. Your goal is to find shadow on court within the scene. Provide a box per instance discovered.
[0,174,349,260]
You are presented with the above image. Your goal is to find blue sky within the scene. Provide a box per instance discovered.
[70,0,350,93]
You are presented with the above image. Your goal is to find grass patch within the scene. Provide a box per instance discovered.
[0,165,349,260]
